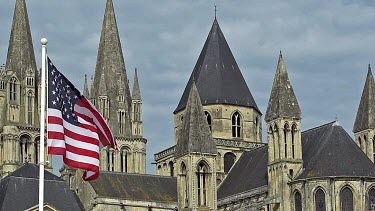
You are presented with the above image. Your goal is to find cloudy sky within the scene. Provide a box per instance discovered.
[1,0,375,175]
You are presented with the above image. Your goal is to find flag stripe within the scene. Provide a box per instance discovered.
[47,57,116,181]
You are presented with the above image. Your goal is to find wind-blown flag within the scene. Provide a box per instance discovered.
[47,57,117,181]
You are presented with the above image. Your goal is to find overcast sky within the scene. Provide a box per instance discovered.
[1,0,375,175]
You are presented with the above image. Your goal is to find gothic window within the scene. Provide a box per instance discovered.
[292,124,297,159]
[369,187,375,211]
[157,165,162,174]
[364,135,368,154]
[255,117,259,136]
[181,162,188,207]
[134,103,141,121]
[284,124,289,158]
[26,77,34,86]
[359,137,362,149]
[107,149,115,171]
[204,111,212,131]
[120,148,129,172]
[341,187,354,211]
[9,77,17,101]
[294,191,302,211]
[274,124,280,159]
[0,81,5,89]
[27,91,33,125]
[197,162,208,206]
[315,188,326,211]
[224,152,236,173]
[118,110,126,135]
[19,135,30,163]
[232,111,241,138]
[169,161,174,176]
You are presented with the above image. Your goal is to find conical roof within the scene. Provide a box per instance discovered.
[175,82,217,157]
[174,19,259,114]
[5,0,37,80]
[265,52,301,122]
[353,64,375,133]
[132,68,141,100]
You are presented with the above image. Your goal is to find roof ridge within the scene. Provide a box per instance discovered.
[100,171,176,179]
[301,121,336,134]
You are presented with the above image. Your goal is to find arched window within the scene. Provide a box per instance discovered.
[292,124,297,159]
[224,152,236,173]
[9,77,17,101]
[204,111,212,131]
[359,137,362,149]
[181,163,188,207]
[274,124,280,159]
[284,124,289,158]
[315,188,326,211]
[107,149,114,171]
[27,91,33,125]
[19,135,30,163]
[0,81,5,90]
[232,112,241,138]
[341,187,354,211]
[169,161,174,176]
[157,165,162,174]
[295,191,302,211]
[368,187,375,211]
[118,110,126,135]
[197,162,208,206]
[34,137,39,164]
[364,135,368,154]
[120,148,129,172]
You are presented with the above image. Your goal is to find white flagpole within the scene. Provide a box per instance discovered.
[39,37,48,211]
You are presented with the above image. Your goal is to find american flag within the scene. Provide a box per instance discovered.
[47,57,117,181]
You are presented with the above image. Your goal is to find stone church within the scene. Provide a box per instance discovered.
[1,0,375,211]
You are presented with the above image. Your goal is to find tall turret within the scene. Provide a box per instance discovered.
[353,64,375,162]
[131,68,143,137]
[265,52,302,211]
[175,82,217,211]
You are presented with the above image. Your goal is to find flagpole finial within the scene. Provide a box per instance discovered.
[41,38,48,45]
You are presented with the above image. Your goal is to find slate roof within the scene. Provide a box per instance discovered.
[297,121,375,179]
[5,0,38,81]
[218,146,268,200]
[89,171,177,203]
[175,82,217,157]
[265,52,301,122]
[0,163,83,211]
[353,64,375,133]
[174,18,260,114]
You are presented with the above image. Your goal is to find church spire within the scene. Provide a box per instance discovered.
[132,68,141,100]
[92,0,131,104]
[83,74,90,98]
[265,52,301,122]
[175,82,217,157]
[353,64,375,132]
[5,0,37,80]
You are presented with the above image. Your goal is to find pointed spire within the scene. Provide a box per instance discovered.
[5,0,37,80]
[132,68,141,100]
[265,52,301,122]
[353,64,375,132]
[92,0,131,103]
[175,82,217,157]
[83,74,90,98]
[174,18,259,114]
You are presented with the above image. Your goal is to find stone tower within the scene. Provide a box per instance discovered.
[265,52,302,211]
[0,0,52,176]
[175,82,217,211]
[155,18,264,182]
[90,0,146,173]
[353,64,375,162]
[131,68,143,137]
